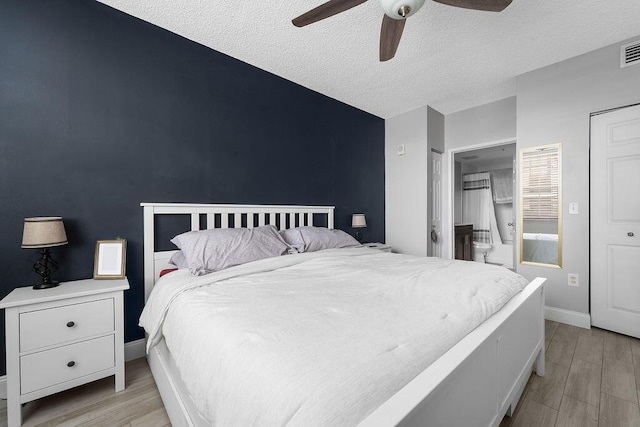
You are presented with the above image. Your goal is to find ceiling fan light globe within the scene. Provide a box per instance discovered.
[379,0,425,19]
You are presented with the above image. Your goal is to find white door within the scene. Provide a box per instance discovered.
[431,151,442,257]
[591,104,640,338]
[511,156,517,269]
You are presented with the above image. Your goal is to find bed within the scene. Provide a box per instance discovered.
[140,203,546,426]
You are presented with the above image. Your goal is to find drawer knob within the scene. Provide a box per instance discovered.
[66,321,75,328]
[67,361,76,368]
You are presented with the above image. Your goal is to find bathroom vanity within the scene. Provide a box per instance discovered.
[454,224,473,261]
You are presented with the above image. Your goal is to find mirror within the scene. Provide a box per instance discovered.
[520,143,562,267]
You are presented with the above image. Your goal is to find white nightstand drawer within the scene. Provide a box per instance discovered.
[20,335,115,394]
[20,298,114,352]
[0,278,128,427]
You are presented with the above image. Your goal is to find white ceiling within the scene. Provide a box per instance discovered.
[97,0,640,118]
[455,143,516,168]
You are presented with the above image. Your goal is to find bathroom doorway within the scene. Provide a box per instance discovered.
[451,141,516,269]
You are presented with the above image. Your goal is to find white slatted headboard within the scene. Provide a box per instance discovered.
[140,203,335,301]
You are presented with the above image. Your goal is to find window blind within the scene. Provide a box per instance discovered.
[522,147,559,220]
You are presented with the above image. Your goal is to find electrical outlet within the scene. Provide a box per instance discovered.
[397,144,406,156]
[568,273,579,287]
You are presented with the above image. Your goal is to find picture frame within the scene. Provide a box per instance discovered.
[94,239,127,279]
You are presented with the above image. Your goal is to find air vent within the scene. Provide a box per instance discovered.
[621,40,640,68]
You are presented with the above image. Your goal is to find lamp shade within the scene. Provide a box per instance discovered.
[22,217,68,248]
[351,213,367,228]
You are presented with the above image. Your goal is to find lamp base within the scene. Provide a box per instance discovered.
[32,248,60,290]
[33,280,59,290]
[355,231,363,242]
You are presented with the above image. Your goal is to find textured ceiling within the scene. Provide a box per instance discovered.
[96,0,640,118]
[457,143,515,163]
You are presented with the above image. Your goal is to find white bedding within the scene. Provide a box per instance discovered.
[140,248,528,426]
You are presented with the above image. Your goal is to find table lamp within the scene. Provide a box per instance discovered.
[22,217,68,289]
[351,213,367,242]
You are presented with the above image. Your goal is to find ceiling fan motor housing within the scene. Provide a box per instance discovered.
[379,0,426,19]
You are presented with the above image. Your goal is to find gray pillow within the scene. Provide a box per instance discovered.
[281,226,361,253]
[168,251,189,269]
[279,229,306,253]
[171,225,293,275]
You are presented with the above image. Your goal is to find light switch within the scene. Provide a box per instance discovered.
[397,144,406,156]
[569,202,579,215]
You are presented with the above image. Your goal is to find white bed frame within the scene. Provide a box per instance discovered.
[141,202,546,427]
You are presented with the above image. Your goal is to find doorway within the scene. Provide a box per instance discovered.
[447,140,517,269]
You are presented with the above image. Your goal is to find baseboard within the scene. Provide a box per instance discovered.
[545,306,591,329]
[124,338,147,362]
[0,338,147,400]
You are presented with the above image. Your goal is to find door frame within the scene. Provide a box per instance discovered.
[443,137,517,264]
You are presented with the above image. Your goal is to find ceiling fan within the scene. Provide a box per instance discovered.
[292,0,512,61]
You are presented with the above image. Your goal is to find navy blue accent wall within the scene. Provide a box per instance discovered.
[0,1,385,374]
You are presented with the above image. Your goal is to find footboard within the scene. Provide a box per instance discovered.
[359,277,546,427]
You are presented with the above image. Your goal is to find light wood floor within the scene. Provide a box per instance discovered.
[501,321,640,427]
[1,322,638,426]
[0,358,170,427]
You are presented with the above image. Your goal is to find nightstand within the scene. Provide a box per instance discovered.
[0,278,129,427]
[364,242,393,253]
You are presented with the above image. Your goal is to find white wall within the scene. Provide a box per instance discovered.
[445,97,517,149]
[385,106,430,256]
[516,35,640,315]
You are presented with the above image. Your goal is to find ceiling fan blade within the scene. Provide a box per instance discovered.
[380,15,406,62]
[292,0,368,27]
[432,0,512,12]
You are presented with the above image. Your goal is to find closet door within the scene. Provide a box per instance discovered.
[590,104,640,338]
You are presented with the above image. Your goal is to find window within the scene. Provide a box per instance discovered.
[521,147,559,220]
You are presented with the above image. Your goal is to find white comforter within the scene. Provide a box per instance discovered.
[140,248,528,426]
